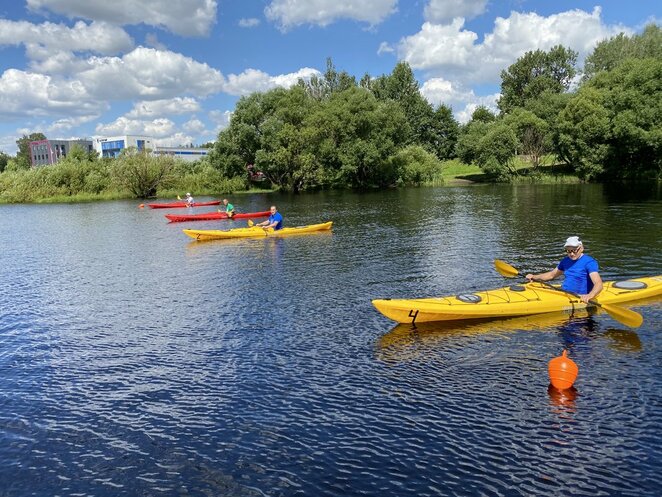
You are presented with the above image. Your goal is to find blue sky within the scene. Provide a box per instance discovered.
[0,0,659,154]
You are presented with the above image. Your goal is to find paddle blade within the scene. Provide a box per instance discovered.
[494,259,519,278]
[247,219,254,227]
[177,195,181,200]
[600,303,643,328]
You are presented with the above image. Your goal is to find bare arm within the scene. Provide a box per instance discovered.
[580,271,603,303]
[525,267,562,281]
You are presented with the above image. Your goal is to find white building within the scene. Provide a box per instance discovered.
[94,135,209,162]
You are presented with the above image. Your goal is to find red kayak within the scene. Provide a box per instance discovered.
[147,200,221,209]
[165,210,271,222]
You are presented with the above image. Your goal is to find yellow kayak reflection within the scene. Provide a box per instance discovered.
[376,310,593,363]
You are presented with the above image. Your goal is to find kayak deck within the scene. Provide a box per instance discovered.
[166,210,270,222]
[372,276,662,324]
[148,200,221,209]
[183,221,333,240]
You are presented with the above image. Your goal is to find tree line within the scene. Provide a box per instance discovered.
[1,24,659,201]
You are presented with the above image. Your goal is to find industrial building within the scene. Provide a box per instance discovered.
[29,139,94,167]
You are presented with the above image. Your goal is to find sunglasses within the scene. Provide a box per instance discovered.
[565,246,581,254]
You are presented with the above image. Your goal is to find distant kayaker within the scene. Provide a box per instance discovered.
[525,236,603,303]
[185,193,194,207]
[255,205,283,230]
[223,198,235,218]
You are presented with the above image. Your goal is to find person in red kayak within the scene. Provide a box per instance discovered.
[184,192,194,207]
[255,205,283,230]
[525,236,603,303]
[223,198,235,218]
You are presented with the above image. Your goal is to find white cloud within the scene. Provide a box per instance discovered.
[0,68,106,119]
[265,0,397,30]
[127,97,201,118]
[47,114,99,134]
[0,19,134,64]
[153,133,197,147]
[239,18,260,28]
[398,7,630,85]
[95,116,176,137]
[223,67,320,96]
[377,42,394,55]
[424,0,487,23]
[26,0,218,37]
[79,47,225,100]
[183,118,206,134]
[209,109,232,130]
[420,77,499,123]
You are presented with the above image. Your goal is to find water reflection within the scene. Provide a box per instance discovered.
[557,314,600,350]
[603,329,643,352]
[376,311,588,363]
[547,384,578,411]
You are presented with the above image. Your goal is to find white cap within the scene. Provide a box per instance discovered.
[564,236,582,248]
[186,192,191,196]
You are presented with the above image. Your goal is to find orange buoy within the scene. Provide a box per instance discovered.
[548,349,578,390]
[139,204,144,208]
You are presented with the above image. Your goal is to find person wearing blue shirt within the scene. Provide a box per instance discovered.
[526,236,603,303]
[255,205,283,230]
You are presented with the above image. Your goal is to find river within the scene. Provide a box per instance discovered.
[1,183,661,496]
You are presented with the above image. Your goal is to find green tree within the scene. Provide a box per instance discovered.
[558,58,662,179]
[109,147,177,198]
[15,132,47,169]
[306,86,408,189]
[503,109,551,169]
[498,45,578,114]
[475,123,519,179]
[0,151,10,173]
[471,106,496,123]
[583,24,662,81]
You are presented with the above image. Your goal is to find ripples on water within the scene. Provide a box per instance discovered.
[0,185,661,496]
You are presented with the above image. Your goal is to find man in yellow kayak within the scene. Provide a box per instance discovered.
[255,205,283,230]
[526,236,603,304]
[222,198,235,218]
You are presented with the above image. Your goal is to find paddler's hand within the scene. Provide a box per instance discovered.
[525,273,534,281]
[579,294,591,304]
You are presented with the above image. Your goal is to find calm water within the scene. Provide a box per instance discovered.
[1,184,661,497]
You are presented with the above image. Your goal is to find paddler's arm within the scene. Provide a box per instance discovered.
[580,272,603,303]
[525,267,561,282]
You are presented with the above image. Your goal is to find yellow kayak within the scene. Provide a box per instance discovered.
[372,276,662,324]
[183,221,333,240]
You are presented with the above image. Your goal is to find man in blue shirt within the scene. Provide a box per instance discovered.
[255,205,283,230]
[525,236,603,303]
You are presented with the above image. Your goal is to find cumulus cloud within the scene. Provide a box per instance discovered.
[182,118,206,134]
[420,77,499,123]
[47,114,99,134]
[265,0,397,30]
[0,68,105,119]
[223,67,320,96]
[153,133,197,147]
[399,7,630,85]
[127,97,201,118]
[424,0,488,23]
[0,19,134,64]
[27,0,218,37]
[95,116,176,137]
[78,47,225,100]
